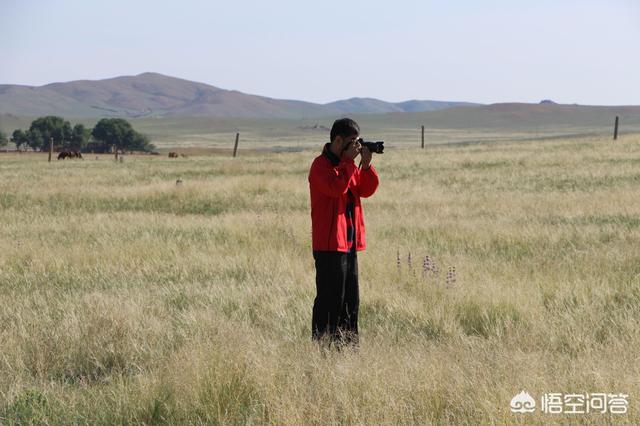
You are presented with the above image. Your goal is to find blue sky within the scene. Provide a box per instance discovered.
[1,0,639,104]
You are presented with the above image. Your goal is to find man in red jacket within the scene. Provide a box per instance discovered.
[308,118,380,345]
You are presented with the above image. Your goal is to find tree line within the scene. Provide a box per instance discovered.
[3,116,155,153]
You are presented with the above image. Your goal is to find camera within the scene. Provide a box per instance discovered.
[357,138,384,154]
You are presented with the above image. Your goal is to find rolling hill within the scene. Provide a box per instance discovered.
[0,73,477,119]
[2,73,639,143]
[364,102,640,130]
[326,98,479,114]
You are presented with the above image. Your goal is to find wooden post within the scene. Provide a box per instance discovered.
[613,116,619,140]
[233,132,240,157]
[113,145,118,161]
[421,125,425,148]
[48,137,53,162]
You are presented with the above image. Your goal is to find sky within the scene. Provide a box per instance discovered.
[1,0,639,105]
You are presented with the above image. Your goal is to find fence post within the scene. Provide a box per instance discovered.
[48,137,53,162]
[421,125,425,148]
[233,132,240,157]
[113,145,118,161]
[613,116,619,140]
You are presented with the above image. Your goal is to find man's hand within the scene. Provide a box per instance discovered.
[342,139,361,161]
[360,146,372,169]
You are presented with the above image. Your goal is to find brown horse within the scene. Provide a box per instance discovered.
[57,151,84,160]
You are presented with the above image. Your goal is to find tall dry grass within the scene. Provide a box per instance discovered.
[1,135,639,424]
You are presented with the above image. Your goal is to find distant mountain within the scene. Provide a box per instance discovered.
[0,73,478,118]
[0,73,333,119]
[366,102,640,130]
[327,97,479,114]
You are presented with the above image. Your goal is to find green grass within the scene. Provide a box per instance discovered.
[4,108,640,153]
[1,134,640,424]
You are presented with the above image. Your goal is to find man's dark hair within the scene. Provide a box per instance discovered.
[330,118,360,142]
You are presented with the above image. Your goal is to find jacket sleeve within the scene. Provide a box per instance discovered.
[309,157,358,198]
[357,164,379,198]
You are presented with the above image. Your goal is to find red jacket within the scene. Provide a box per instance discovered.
[309,144,379,252]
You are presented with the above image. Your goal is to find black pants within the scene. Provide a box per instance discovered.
[312,251,359,345]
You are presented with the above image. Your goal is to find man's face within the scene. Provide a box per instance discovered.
[338,134,360,152]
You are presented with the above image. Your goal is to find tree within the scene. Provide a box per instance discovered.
[91,118,154,152]
[11,129,28,151]
[68,124,90,151]
[129,132,155,152]
[0,131,7,147]
[28,116,72,151]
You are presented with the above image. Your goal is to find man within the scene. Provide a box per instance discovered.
[308,118,380,346]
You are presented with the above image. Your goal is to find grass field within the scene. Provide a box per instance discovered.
[4,105,640,153]
[1,133,640,424]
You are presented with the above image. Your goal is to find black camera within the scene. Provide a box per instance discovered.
[358,138,384,154]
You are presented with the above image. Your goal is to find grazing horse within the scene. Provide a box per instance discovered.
[168,152,179,158]
[57,150,84,160]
